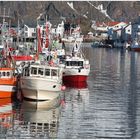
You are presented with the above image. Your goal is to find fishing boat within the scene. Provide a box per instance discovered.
[0,68,17,98]
[20,62,64,100]
[0,11,17,98]
[63,42,90,82]
[0,40,17,98]
[130,39,140,52]
[20,17,65,101]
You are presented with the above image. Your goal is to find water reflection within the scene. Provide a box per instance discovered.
[5,97,61,139]
[2,46,140,139]
[0,98,14,138]
[78,48,136,139]
[58,47,140,139]
[58,81,89,139]
[21,99,60,138]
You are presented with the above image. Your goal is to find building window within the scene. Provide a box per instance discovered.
[25,33,28,37]
[32,33,36,37]
[25,27,28,31]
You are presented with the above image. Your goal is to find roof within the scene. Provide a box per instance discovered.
[96,21,128,27]
[88,32,93,35]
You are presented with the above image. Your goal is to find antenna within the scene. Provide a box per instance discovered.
[3,8,5,24]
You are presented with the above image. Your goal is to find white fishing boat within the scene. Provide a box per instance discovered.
[19,15,66,101]
[20,62,64,100]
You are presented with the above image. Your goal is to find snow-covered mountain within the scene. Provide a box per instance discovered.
[0,1,140,33]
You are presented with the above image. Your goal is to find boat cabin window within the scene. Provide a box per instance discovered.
[31,67,37,75]
[0,71,11,77]
[45,69,50,76]
[7,72,10,76]
[66,61,83,66]
[38,68,44,76]
[3,72,5,76]
[78,61,83,66]
[66,61,71,66]
[51,69,57,76]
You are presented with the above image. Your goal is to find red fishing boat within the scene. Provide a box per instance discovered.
[0,68,17,98]
[63,42,90,82]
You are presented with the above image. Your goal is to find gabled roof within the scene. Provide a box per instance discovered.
[96,21,128,27]
[106,21,121,26]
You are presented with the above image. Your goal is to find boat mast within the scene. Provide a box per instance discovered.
[36,14,42,60]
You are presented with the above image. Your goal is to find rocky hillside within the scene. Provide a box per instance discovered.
[0,1,140,33]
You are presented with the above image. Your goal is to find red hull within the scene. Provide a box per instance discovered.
[63,75,87,82]
[131,48,140,52]
[0,91,14,98]
[64,81,87,89]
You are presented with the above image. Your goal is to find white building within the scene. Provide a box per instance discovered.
[121,24,132,41]
[51,21,64,38]
[132,23,140,41]
[24,25,36,39]
[93,21,128,32]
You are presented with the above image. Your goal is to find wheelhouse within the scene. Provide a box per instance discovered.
[0,69,14,78]
[65,60,83,67]
[22,65,61,79]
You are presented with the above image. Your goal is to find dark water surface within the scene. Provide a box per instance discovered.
[1,44,140,139]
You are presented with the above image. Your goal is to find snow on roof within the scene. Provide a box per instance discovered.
[88,32,93,35]
[96,21,128,27]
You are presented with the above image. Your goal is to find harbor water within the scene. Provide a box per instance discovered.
[1,44,140,139]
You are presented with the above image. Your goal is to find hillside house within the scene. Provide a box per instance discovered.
[131,23,140,42]
[24,25,36,39]
[51,21,64,38]
[121,24,132,42]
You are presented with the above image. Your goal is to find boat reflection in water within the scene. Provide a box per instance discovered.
[57,81,89,139]
[18,97,61,139]
[0,98,14,138]
[64,81,89,102]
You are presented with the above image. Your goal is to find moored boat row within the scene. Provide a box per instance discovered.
[0,14,90,101]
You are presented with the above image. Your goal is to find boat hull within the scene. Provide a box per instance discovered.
[63,75,88,82]
[130,48,140,52]
[63,68,90,82]
[64,81,87,89]
[0,76,17,98]
[20,77,62,100]
[0,85,16,98]
[21,89,61,101]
